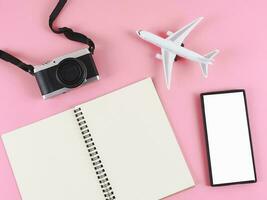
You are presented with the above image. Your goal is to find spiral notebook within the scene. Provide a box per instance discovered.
[2,78,194,200]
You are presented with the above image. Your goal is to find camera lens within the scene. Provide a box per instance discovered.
[56,58,87,88]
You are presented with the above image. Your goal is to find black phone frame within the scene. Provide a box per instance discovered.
[200,89,257,186]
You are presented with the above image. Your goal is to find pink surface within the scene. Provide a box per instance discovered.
[0,0,266,199]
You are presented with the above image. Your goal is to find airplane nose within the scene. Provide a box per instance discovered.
[136,30,142,36]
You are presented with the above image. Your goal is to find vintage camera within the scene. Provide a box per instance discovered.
[34,48,99,99]
[0,0,100,99]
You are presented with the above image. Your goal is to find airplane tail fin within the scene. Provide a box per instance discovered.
[200,49,219,78]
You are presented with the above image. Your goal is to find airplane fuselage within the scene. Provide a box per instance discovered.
[137,31,210,64]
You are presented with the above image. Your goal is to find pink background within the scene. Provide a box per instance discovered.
[0,0,266,199]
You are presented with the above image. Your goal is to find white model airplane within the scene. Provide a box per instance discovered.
[136,17,219,89]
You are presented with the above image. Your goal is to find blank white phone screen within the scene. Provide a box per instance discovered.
[202,91,256,186]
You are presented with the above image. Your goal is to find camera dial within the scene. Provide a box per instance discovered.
[56,58,87,88]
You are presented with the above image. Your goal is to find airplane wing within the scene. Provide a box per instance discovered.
[161,48,176,89]
[167,17,203,45]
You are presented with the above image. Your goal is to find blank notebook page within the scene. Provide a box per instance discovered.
[79,78,194,200]
[2,110,104,200]
[2,78,194,200]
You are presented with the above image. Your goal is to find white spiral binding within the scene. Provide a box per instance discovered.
[74,107,116,200]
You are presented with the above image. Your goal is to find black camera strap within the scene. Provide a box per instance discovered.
[49,0,95,54]
[0,50,35,75]
[0,0,95,76]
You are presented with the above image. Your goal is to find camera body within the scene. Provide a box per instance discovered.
[34,49,99,99]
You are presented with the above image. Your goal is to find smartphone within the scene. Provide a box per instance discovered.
[201,90,257,186]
